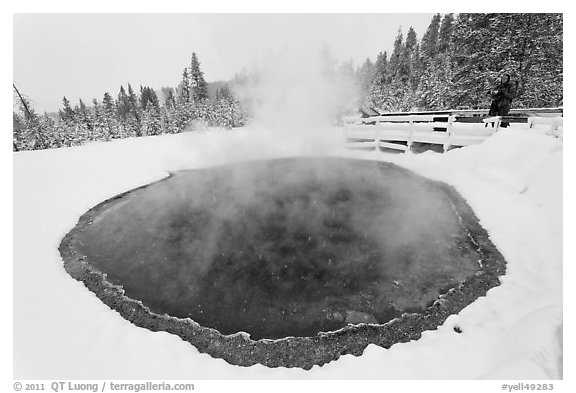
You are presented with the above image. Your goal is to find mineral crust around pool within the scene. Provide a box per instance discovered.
[60,157,506,369]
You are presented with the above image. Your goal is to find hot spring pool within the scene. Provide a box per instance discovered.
[60,157,506,369]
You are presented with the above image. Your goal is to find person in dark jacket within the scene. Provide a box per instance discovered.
[488,74,517,128]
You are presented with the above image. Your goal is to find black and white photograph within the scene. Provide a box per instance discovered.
[10,4,567,390]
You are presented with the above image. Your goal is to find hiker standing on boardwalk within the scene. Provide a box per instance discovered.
[488,73,517,128]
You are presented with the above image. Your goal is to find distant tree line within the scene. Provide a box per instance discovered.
[14,15,563,151]
[355,13,563,112]
[13,52,249,152]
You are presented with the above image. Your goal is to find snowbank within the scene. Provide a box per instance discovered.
[13,127,562,380]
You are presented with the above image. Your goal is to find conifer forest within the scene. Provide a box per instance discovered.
[13,13,563,152]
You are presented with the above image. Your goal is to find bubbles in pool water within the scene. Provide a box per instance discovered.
[73,157,481,340]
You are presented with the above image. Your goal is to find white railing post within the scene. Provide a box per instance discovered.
[374,123,380,152]
[406,116,414,153]
[444,115,455,153]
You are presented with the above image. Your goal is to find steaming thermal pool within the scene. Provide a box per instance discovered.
[60,157,506,369]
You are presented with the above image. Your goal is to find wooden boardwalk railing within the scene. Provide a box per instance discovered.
[344,114,492,153]
[343,108,563,153]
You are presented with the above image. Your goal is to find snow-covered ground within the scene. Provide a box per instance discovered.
[13,125,562,380]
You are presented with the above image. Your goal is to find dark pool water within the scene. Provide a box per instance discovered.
[72,157,481,340]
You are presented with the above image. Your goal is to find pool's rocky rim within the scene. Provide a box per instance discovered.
[58,160,507,370]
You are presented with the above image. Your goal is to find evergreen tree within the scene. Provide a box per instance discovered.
[162,87,177,109]
[126,84,142,137]
[141,104,162,136]
[92,98,107,141]
[14,93,49,150]
[102,92,119,139]
[127,84,141,118]
[450,13,497,108]
[13,112,26,151]
[373,51,389,85]
[222,85,234,101]
[389,29,404,76]
[421,13,442,60]
[179,68,191,103]
[416,54,454,110]
[399,28,418,84]
[438,13,455,54]
[411,43,424,89]
[117,85,130,119]
[76,99,93,131]
[189,52,208,101]
[356,57,375,106]
[368,51,390,108]
[59,96,76,123]
[40,114,59,148]
[405,27,418,52]
[166,102,187,133]
[140,86,160,111]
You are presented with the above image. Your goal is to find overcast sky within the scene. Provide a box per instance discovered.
[13,13,435,113]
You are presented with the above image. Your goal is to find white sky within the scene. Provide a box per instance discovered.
[13,13,435,113]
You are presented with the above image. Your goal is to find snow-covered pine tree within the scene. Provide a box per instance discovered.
[389,29,404,77]
[367,51,389,109]
[159,106,171,134]
[164,88,176,109]
[140,86,159,111]
[399,27,418,86]
[356,58,375,107]
[39,114,59,148]
[59,96,76,124]
[179,68,191,103]
[415,53,454,110]
[167,102,187,133]
[192,99,211,126]
[72,99,94,142]
[450,13,496,108]
[438,13,455,54]
[410,43,424,91]
[141,104,162,136]
[76,99,93,131]
[71,122,91,146]
[92,98,108,141]
[117,85,131,122]
[15,93,50,150]
[126,84,142,137]
[13,112,27,151]
[102,92,119,139]
[421,13,442,61]
[190,52,208,102]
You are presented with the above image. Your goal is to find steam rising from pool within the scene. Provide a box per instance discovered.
[232,42,358,147]
[73,157,481,340]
